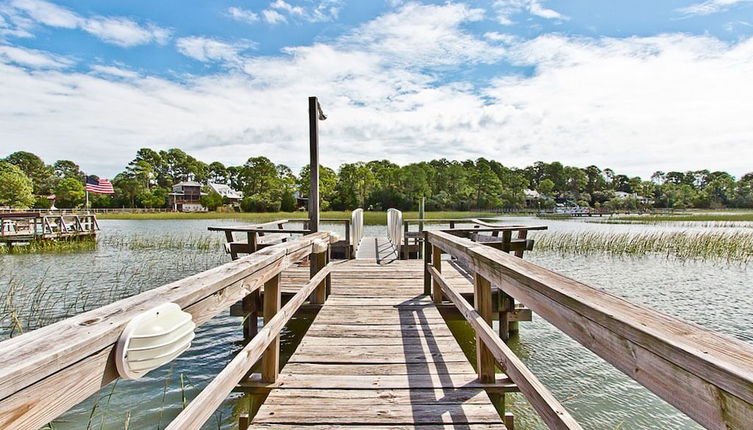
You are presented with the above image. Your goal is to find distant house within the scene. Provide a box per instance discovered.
[524,189,541,200]
[614,191,654,205]
[208,183,243,203]
[168,181,206,212]
[294,191,308,210]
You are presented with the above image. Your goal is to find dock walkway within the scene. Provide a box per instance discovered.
[248,259,507,428]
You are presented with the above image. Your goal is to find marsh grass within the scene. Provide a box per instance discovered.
[615,213,753,223]
[531,230,753,263]
[97,210,497,225]
[0,238,96,255]
[102,233,224,251]
[0,235,226,339]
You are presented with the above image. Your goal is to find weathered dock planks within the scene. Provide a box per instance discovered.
[246,259,509,428]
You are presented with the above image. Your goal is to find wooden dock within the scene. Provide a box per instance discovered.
[246,259,510,428]
[0,212,97,246]
[2,214,753,430]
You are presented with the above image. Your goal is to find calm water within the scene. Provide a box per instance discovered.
[1,216,750,429]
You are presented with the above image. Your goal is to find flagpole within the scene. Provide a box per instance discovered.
[85,173,90,215]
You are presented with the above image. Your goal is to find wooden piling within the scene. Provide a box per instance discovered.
[423,231,432,295]
[261,274,281,382]
[474,272,495,383]
[310,250,327,304]
[243,291,259,340]
[431,245,442,303]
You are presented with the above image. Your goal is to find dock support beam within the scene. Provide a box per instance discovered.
[423,232,432,295]
[474,272,495,382]
[242,291,259,340]
[310,247,328,304]
[261,274,281,382]
[431,245,442,303]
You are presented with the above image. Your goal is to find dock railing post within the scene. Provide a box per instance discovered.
[403,222,409,260]
[474,272,495,383]
[431,245,443,303]
[475,270,508,420]
[310,244,328,305]
[423,232,432,295]
[325,247,332,297]
[261,273,281,382]
[514,229,528,258]
[243,291,259,340]
[248,232,258,254]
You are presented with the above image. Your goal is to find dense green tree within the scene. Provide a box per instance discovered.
[208,162,228,184]
[4,151,51,194]
[280,190,297,212]
[335,162,375,209]
[298,165,337,210]
[537,178,555,196]
[469,160,503,208]
[33,196,52,209]
[0,161,34,208]
[7,147,753,212]
[113,173,142,207]
[199,190,223,211]
[240,157,280,196]
[54,177,85,208]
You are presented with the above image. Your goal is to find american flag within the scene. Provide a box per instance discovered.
[85,176,115,194]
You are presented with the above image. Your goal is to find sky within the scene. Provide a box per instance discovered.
[1,0,752,179]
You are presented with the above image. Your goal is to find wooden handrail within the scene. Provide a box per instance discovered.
[165,262,333,430]
[427,265,582,430]
[426,230,753,429]
[0,232,329,430]
[207,219,292,232]
[445,226,548,233]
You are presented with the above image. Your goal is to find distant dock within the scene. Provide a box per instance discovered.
[0,212,98,247]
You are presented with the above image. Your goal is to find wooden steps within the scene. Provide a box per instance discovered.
[246,260,507,429]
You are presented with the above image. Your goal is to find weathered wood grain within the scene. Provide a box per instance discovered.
[428,230,753,430]
[0,232,329,430]
[250,259,508,428]
[165,263,333,430]
[429,265,581,430]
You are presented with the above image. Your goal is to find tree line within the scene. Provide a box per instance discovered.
[2,148,752,211]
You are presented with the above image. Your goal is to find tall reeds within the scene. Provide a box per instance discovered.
[531,230,753,263]
[0,238,96,255]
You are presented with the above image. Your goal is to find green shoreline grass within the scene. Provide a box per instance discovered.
[616,213,753,222]
[97,210,499,225]
[0,238,96,255]
[531,230,753,263]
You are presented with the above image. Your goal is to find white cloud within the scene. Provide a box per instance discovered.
[0,44,71,68]
[10,0,78,28]
[270,0,305,16]
[262,9,287,24]
[81,17,170,47]
[1,4,753,179]
[176,36,254,63]
[493,0,566,25]
[339,2,502,68]
[6,0,170,47]
[227,7,259,24]
[678,0,753,16]
[261,0,342,24]
[0,6,34,38]
[90,64,138,79]
[484,32,519,44]
[485,34,753,175]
